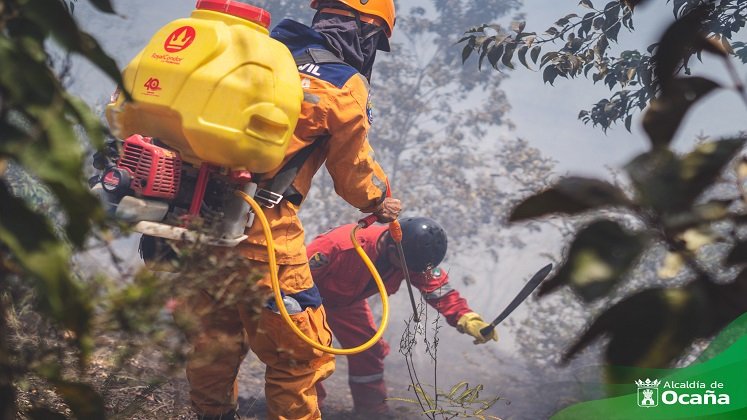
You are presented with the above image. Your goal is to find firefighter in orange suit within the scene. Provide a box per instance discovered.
[307,218,498,415]
[182,1,400,419]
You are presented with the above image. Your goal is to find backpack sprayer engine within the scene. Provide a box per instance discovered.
[95,134,257,246]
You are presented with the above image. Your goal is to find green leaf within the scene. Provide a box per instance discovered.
[510,177,631,221]
[22,0,126,95]
[538,220,647,302]
[679,138,746,203]
[653,5,712,92]
[625,149,685,213]
[663,199,733,232]
[0,183,93,354]
[626,139,744,214]
[564,285,708,371]
[642,77,720,148]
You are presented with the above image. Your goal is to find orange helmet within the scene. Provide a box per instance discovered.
[310,0,395,37]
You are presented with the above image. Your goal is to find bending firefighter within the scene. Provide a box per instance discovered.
[182,1,400,419]
[307,217,498,416]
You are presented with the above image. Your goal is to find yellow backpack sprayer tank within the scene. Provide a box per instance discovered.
[98,0,301,246]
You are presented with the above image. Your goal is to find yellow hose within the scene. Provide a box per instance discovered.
[236,191,389,355]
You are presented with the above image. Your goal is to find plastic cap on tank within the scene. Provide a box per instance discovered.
[195,0,271,29]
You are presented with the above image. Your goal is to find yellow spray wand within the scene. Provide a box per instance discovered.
[357,180,420,323]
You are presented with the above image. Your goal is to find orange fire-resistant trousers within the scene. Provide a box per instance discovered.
[183,262,335,419]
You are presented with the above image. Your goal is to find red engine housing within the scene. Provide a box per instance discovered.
[117,134,182,200]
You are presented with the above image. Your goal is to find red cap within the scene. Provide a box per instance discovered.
[196,0,271,29]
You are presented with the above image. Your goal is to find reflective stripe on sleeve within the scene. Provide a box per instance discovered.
[421,282,454,300]
[349,372,384,384]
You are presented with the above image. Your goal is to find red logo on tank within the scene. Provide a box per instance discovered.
[144,77,162,91]
[164,26,196,53]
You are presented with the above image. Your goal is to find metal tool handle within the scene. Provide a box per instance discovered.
[480,324,495,338]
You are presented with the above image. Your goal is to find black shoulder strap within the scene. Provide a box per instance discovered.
[255,49,343,207]
[294,48,346,66]
[260,136,328,206]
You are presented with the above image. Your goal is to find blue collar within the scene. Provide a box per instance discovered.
[271,19,329,55]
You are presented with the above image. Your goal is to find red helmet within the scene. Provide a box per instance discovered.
[310,0,395,37]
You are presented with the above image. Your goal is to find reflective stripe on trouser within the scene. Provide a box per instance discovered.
[316,299,390,413]
[181,262,335,419]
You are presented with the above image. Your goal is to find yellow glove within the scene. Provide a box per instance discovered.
[457,312,498,345]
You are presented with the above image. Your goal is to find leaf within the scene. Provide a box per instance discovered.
[658,252,685,279]
[510,20,526,34]
[625,149,685,213]
[622,0,651,10]
[642,77,720,148]
[563,285,708,371]
[580,12,595,36]
[447,381,469,399]
[461,43,474,63]
[510,177,632,221]
[679,138,746,203]
[21,0,128,98]
[530,46,541,63]
[542,65,559,85]
[603,1,621,23]
[0,184,93,356]
[593,16,605,30]
[663,199,732,232]
[518,45,530,69]
[487,44,504,69]
[595,35,609,56]
[501,43,516,69]
[653,5,712,92]
[87,0,117,14]
[726,241,747,265]
[579,0,594,9]
[624,114,632,132]
[607,21,622,42]
[538,220,647,301]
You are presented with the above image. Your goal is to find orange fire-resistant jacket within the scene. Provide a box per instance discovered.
[239,20,388,285]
